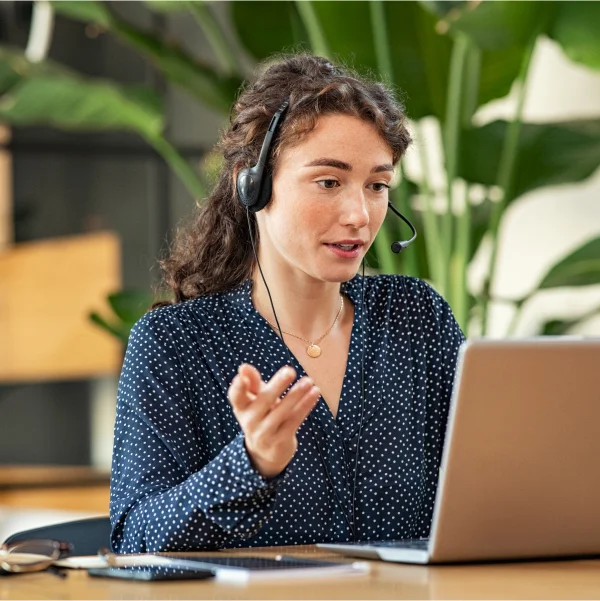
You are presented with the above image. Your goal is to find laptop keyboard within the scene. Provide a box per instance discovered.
[164,555,346,570]
[341,539,429,550]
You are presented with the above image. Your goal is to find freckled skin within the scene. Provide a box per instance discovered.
[256,114,394,285]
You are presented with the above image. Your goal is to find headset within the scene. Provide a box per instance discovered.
[236,97,418,541]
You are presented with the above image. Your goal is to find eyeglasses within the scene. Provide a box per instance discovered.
[0,539,72,578]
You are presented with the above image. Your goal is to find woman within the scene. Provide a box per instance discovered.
[110,53,465,554]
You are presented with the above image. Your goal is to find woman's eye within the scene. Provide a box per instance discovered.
[316,179,339,190]
[370,182,390,192]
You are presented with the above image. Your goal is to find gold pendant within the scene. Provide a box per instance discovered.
[306,344,321,358]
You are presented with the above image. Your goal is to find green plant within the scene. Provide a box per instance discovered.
[2,1,599,340]
[89,290,161,345]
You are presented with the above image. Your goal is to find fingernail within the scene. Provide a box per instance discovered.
[297,378,311,390]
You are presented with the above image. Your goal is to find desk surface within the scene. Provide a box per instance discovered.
[0,465,110,489]
[2,545,600,600]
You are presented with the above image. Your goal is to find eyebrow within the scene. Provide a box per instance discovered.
[303,157,394,173]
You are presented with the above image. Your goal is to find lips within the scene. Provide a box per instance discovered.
[327,240,365,250]
[324,241,364,259]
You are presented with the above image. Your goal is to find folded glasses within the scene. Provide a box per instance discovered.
[0,539,72,578]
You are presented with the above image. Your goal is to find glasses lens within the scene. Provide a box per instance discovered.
[0,540,62,572]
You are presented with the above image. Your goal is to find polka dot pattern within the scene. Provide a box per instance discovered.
[110,274,465,553]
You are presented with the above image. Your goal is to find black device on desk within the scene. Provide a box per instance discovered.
[88,565,214,581]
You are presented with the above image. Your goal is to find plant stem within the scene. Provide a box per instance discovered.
[450,43,480,334]
[481,34,538,336]
[370,1,392,81]
[294,1,331,59]
[505,296,532,337]
[372,218,398,275]
[451,183,471,331]
[186,1,238,76]
[415,121,445,292]
[395,170,419,277]
[443,32,471,301]
[146,134,207,201]
[367,0,409,276]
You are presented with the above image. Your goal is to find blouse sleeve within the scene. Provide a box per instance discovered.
[109,310,287,553]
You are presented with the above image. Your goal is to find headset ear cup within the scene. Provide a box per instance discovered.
[236,168,257,209]
[252,170,272,212]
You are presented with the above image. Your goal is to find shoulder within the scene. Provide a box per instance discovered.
[128,289,234,346]
[357,273,445,306]
[356,274,460,332]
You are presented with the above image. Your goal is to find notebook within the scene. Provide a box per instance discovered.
[61,552,370,582]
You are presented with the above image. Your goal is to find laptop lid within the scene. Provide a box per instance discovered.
[429,338,600,563]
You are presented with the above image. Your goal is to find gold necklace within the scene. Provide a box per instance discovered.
[265,295,344,358]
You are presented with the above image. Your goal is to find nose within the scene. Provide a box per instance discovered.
[340,187,369,229]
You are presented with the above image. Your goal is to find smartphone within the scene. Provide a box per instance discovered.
[87,565,215,581]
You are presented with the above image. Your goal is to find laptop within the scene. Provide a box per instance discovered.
[318,338,600,564]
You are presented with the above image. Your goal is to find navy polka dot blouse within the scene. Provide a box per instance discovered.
[110,274,465,553]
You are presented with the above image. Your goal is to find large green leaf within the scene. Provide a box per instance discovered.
[232,2,450,120]
[419,1,468,19]
[144,0,190,13]
[89,312,131,346]
[0,56,23,93]
[539,304,600,336]
[50,0,114,28]
[231,1,307,60]
[476,44,523,108]
[538,237,600,290]
[91,289,169,344]
[442,2,552,109]
[445,1,546,51]
[549,1,600,71]
[230,0,527,119]
[0,47,205,200]
[460,119,600,202]
[108,290,155,326]
[373,1,452,120]
[314,1,451,119]
[0,79,162,135]
[0,50,163,135]
[312,2,376,71]
[52,0,241,114]
[117,20,241,113]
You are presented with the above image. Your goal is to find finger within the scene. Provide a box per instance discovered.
[258,378,318,436]
[264,376,314,422]
[228,374,252,412]
[276,386,321,437]
[248,365,297,421]
[238,363,264,396]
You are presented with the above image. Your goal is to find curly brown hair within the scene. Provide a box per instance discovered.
[157,52,412,304]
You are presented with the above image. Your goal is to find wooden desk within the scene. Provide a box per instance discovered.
[0,465,109,513]
[2,545,600,600]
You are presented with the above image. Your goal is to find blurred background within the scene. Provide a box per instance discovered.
[0,0,599,539]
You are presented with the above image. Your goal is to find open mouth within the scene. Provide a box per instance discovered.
[324,242,363,258]
[331,243,359,251]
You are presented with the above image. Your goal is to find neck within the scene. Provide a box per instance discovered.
[251,259,344,343]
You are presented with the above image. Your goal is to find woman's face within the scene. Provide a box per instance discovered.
[257,113,394,284]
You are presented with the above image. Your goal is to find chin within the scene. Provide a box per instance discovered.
[314,264,361,284]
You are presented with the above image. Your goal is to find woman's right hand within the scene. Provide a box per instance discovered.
[227,363,320,479]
